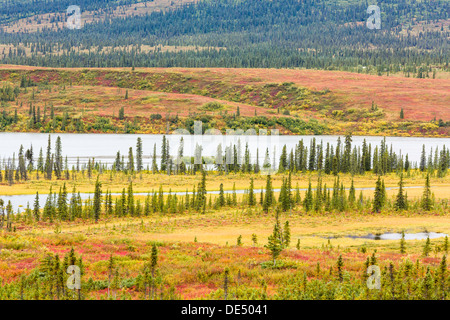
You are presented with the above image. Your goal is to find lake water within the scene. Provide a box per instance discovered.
[0,133,448,167]
[347,232,448,240]
[0,133,448,210]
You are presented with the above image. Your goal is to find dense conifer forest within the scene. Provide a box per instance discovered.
[0,0,448,72]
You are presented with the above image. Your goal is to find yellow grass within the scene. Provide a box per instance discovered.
[29,210,450,256]
[2,170,450,198]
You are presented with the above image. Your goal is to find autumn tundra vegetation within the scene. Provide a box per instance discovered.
[0,64,447,301]
[0,0,448,302]
[0,67,449,137]
[0,132,449,300]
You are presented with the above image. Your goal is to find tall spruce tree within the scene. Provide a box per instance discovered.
[33,192,40,221]
[423,236,431,257]
[248,178,256,206]
[303,179,313,212]
[218,183,225,207]
[44,135,52,180]
[421,174,433,211]
[373,176,385,213]
[54,136,62,179]
[420,145,426,172]
[395,174,407,210]
[136,137,143,173]
[152,143,158,174]
[400,231,406,254]
[262,175,274,213]
[93,177,102,222]
[337,255,344,282]
[265,213,284,266]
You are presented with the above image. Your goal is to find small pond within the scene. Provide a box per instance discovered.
[347,232,448,240]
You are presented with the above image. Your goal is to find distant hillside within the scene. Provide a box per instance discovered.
[0,0,448,73]
[0,66,448,136]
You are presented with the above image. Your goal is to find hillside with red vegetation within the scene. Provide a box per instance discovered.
[0,65,448,136]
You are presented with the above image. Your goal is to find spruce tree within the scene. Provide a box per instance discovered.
[439,255,447,299]
[262,175,273,213]
[348,178,356,206]
[370,252,377,265]
[152,143,158,174]
[423,236,431,257]
[57,184,68,220]
[196,170,207,211]
[55,136,62,179]
[303,180,313,212]
[372,176,384,213]
[223,268,229,300]
[136,137,143,173]
[420,145,426,172]
[265,215,283,266]
[218,183,225,207]
[342,133,352,173]
[177,137,186,174]
[278,145,287,173]
[251,234,258,246]
[309,138,316,171]
[423,267,433,299]
[237,235,243,246]
[33,192,40,221]
[127,147,135,173]
[161,135,167,172]
[107,255,115,299]
[400,231,406,254]
[248,178,255,206]
[44,135,52,180]
[395,174,407,210]
[336,255,344,282]
[294,183,301,204]
[278,178,289,212]
[283,221,291,248]
[151,243,158,273]
[232,183,237,206]
[93,177,102,222]
[421,174,433,211]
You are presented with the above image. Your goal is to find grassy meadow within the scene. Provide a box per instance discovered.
[1,168,450,300]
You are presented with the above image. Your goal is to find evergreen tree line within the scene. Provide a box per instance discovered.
[0,243,172,300]
[1,171,446,229]
[2,134,448,185]
[277,253,450,300]
[0,0,448,72]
